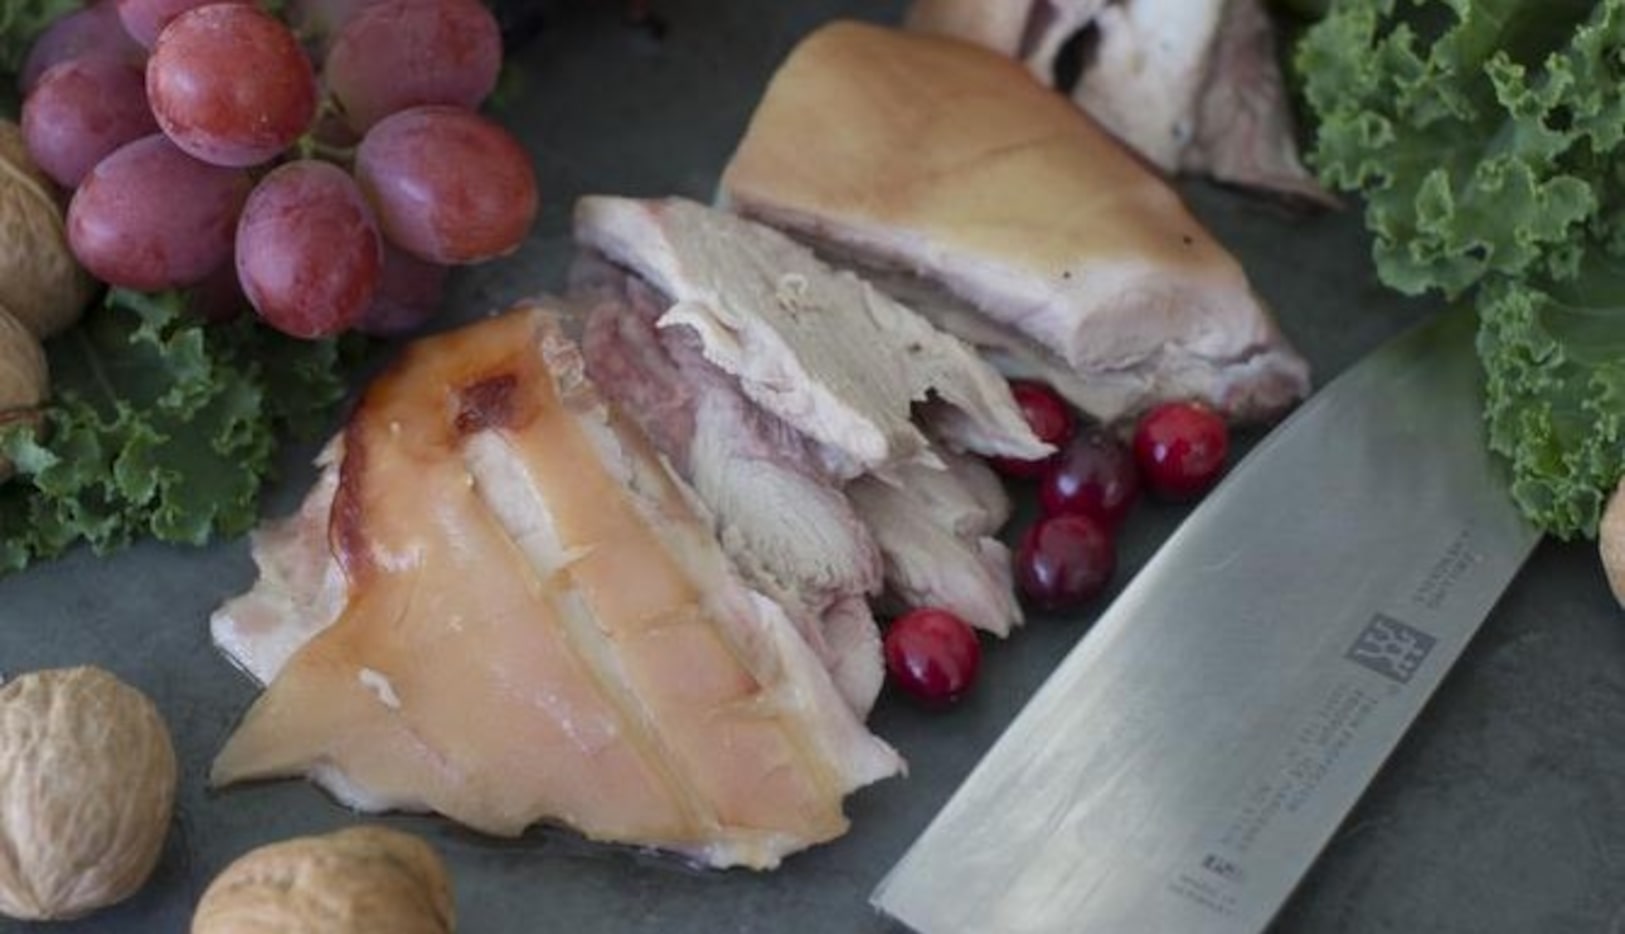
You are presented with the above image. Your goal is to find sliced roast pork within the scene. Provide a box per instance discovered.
[719,22,1311,426]
[576,257,886,715]
[210,303,902,870]
[904,0,1334,205]
[213,443,346,686]
[572,195,1050,472]
[853,453,1022,636]
[865,263,1309,425]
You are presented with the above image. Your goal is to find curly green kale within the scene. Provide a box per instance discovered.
[1298,0,1625,538]
[0,290,353,572]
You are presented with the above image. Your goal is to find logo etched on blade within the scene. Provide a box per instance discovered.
[1345,614,1436,684]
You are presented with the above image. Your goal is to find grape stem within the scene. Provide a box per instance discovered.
[297,136,357,165]
[295,96,357,167]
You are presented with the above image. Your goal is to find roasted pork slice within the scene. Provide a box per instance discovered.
[210,303,902,870]
[577,257,886,716]
[719,21,1311,425]
[212,442,346,686]
[865,263,1309,424]
[904,0,1334,204]
[882,448,1012,542]
[572,195,1050,472]
[853,455,1022,636]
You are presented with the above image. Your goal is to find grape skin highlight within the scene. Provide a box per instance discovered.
[324,0,501,134]
[356,105,538,265]
[147,4,317,168]
[67,133,251,290]
[236,160,384,339]
[21,0,146,94]
[116,0,236,49]
[24,58,158,188]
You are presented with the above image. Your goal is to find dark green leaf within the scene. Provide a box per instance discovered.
[0,290,354,571]
[1299,0,1625,537]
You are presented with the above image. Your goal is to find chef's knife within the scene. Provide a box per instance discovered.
[872,308,1542,934]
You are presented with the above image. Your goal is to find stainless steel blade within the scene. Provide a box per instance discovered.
[872,308,1542,934]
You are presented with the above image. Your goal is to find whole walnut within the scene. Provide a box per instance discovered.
[192,826,456,934]
[0,119,94,338]
[0,303,47,414]
[0,304,47,481]
[0,666,178,921]
[1600,477,1625,607]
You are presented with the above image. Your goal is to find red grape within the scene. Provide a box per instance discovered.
[990,380,1075,478]
[20,0,146,94]
[1039,430,1140,527]
[1015,514,1115,612]
[324,0,501,133]
[356,246,448,336]
[186,259,248,322]
[355,106,538,265]
[286,0,381,44]
[1132,401,1230,501]
[24,58,158,188]
[147,4,317,168]
[236,160,383,339]
[884,608,981,706]
[116,0,241,48]
[68,134,251,290]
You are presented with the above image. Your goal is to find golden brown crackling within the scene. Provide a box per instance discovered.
[721,21,1241,280]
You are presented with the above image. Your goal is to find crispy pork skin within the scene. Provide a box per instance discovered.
[719,22,1312,426]
[577,258,887,716]
[572,195,1050,472]
[210,304,901,870]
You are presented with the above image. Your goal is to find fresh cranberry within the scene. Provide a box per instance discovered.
[1015,514,1115,612]
[990,380,1076,478]
[1039,430,1139,526]
[1132,401,1229,501]
[884,608,981,706]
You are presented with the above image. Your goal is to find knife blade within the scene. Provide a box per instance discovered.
[872,308,1542,934]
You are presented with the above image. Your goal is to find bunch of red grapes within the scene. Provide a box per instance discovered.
[20,0,538,339]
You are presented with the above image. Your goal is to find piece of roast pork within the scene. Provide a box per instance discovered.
[576,256,887,715]
[719,22,1312,426]
[904,0,1335,205]
[852,454,1022,636]
[863,263,1308,427]
[210,303,902,870]
[572,195,1051,472]
[576,251,1024,645]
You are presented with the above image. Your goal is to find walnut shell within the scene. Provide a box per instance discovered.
[0,302,48,482]
[191,826,456,934]
[0,120,94,338]
[1600,477,1625,607]
[0,667,178,921]
[0,302,46,411]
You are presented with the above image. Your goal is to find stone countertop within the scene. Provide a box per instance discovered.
[4,2,1622,932]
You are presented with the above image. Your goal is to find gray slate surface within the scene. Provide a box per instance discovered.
[4,1,1625,931]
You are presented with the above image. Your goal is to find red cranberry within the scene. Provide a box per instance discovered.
[1039,430,1139,526]
[990,380,1076,478]
[1015,514,1115,612]
[1132,401,1229,501]
[884,608,981,706]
